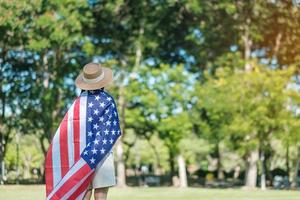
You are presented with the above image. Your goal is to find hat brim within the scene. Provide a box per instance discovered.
[75,67,113,90]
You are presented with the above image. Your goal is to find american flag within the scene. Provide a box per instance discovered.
[45,89,122,200]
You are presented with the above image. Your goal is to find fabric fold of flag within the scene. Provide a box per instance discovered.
[45,89,122,200]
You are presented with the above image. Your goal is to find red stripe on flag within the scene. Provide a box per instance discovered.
[50,164,92,200]
[45,143,53,196]
[68,172,93,200]
[59,113,69,177]
[73,98,80,161]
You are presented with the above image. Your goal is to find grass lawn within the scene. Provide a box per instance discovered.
[0,185,299,200]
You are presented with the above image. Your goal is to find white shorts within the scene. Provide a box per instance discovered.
[89,151,116,189]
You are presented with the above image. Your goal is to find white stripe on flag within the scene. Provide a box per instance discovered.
[46,158,86,200]
[51,128,61,187]
[67,103,75,167]
[80,93,87,153]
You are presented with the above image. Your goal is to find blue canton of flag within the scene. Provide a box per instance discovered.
[81,89,121,169]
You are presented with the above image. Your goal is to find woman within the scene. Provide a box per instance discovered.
[76,63,118,200]
[82,91,116,200]
[45,63,121,200]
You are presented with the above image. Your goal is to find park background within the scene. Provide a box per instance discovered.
[1,0,300,199]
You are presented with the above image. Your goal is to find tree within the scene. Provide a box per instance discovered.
[0,0,41,184]
[126,64,194,186]
[196,62,298,188]
[225,65,297,189]
[0,0,93,181]
[194,72,234,180]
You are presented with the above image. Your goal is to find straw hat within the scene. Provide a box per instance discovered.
[75,63,113,90]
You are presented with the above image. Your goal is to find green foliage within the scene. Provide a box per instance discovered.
[5,134,43,179]
[0,0,94,158]
[179,135,210,167]
[126,65,194,155]
[196,62,300,159]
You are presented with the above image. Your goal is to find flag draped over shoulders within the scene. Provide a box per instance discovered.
[45,89,122,200]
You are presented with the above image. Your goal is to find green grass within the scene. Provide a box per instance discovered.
[0,185,299,200]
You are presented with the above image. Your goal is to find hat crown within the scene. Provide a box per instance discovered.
[75,62,113,90]
[83,63,103,80]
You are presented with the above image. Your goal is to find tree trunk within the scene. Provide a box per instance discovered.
[169,150,176,185]
[131,25,144,74]
[39,135,47,157]
[116,83,126,187]
[263,142,273,187]
[243,18,258,190]
[242,21,253,72]
[291,145,300,188]
[0,82,5,184]
[269,32,282,67]
[177,154,187,187]
[260,149,266,190]
[23,157,31,180]
[115,21,144,187]
[216,142,224,180]
[245,149,259,188]
[116,140,126,187]
[286,144,290,180]
[242,25,258,189]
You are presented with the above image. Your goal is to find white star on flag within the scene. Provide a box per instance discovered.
[90,157,95,164]
[94,109,99,115]
[93,139,99,145]
[91,148,98,154]
[99,102,105,108]
[93,123,99,129]
[102,139,107,144]
[100,148,105,154]
[88,131,93,137]
[99,116,104,122]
